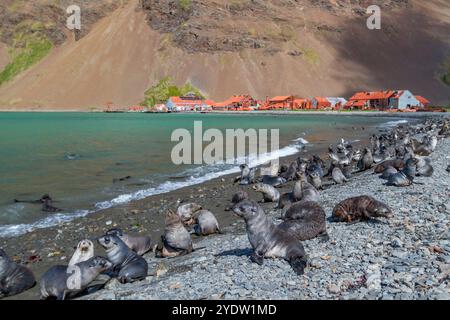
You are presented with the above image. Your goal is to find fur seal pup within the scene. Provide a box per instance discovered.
[194,210,220,236]
[279,201,328,241]
[0,249,36,298]
[387,158,418,187]
[253,183,280,203]
[261,175,287,187]
[69,240,94,266]
[39,256,112,300]
[357,147,374,171]
[414,157,434,177]
[332,167,348,184]
[374,159,405,174]
[280,162,298,181]
[176,202,202,226]
[332,196,392,223]
[155,210,193,258]
[105,229,152,256]
[300,181,320,202]
[307,172,322,190]
[232,200,308,275]
[380,166,398,180]
[97,235,148,283]
[234,164,255,185]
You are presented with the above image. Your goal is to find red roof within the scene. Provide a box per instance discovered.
[415,96,430,105]
[346,100,366,107]
[313,97,329,103]
[170,96,204,106]
[270,96,293,102]
[349,90,395,101]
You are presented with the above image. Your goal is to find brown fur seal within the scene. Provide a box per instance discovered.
[380,166,398,180]
[69,240,95,266]
[332,196,392,223]
[253,183,280,203]
[232,200,308,275]
[155,210,193,258]
[194,210,221,236]
[176,202,202,226]
[374,159,405,174]
[105,228,152,256]
[39,256,112,300]
[279,201,328,241]
[97,235,148,283]
[0,249,36,298]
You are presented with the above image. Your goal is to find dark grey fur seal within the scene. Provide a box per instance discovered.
[234,164,255,185]
[332,196,392,223]
[279,162,298,181]
[300,180,320,202]
[261,175,287,187]
[0,249,36,298]
[253,183,280,202]
[39,256,112,300]
[380,166,398,180]
[97,235,148,283]
[387,158,418,187]
[231,191,249,204]
[232,200,308,275]
[279,201,328,241]
[106,228,152,256]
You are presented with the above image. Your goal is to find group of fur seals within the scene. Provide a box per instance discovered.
[234,164,256,185]
[232,200,308,275]
[332,196,392,223]
[0,249,36,298]
[40,256,112,300]
[97,235,148,284]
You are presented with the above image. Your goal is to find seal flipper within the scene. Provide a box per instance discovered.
[318,231,330,243]
[288,256,307,276]
[250,252,264,265]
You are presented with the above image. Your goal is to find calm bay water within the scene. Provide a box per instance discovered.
[0,112,401,237]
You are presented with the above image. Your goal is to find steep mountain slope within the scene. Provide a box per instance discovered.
[0,0,448,110]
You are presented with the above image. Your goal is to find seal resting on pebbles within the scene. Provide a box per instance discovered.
[374,159,405,174]
[176,202,202,226]
[97,235,148,283]
[39,256,112,300]
[194,210,220,236]
[232,200,308,275]
[279,201,328,241]
[155,210,193,258]
[0,249,36,298]
[332,167,348,184]
[105,229,152,256]
[69,240,94,266]
[253,183,280,203]
[332,196,392,223]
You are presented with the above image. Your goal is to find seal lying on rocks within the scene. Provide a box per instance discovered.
[0,249,36,298]
[253,183,280,203]
[194,210,221,236]
[39,256,112,300]
[414,157,434,177]
[374,159,405,174]
[386,158,418,187]
[380,166,398,180]
[69,240,94,266]
[176,203,202,226]
[279,201,328,241]
[105,229,152,256]
[97,235,148,284]
[261,175,287,187]
[232,200,308,275]
[332,196,392,223]
[155,210,193,258]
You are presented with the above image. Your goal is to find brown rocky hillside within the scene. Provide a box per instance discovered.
[0,0,448,110]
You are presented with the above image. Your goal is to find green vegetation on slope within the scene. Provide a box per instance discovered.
[0,21,53,85]
[143,77,204,107]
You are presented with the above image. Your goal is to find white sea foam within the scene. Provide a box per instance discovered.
[0,144,300,238]
[383,119,408,127]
